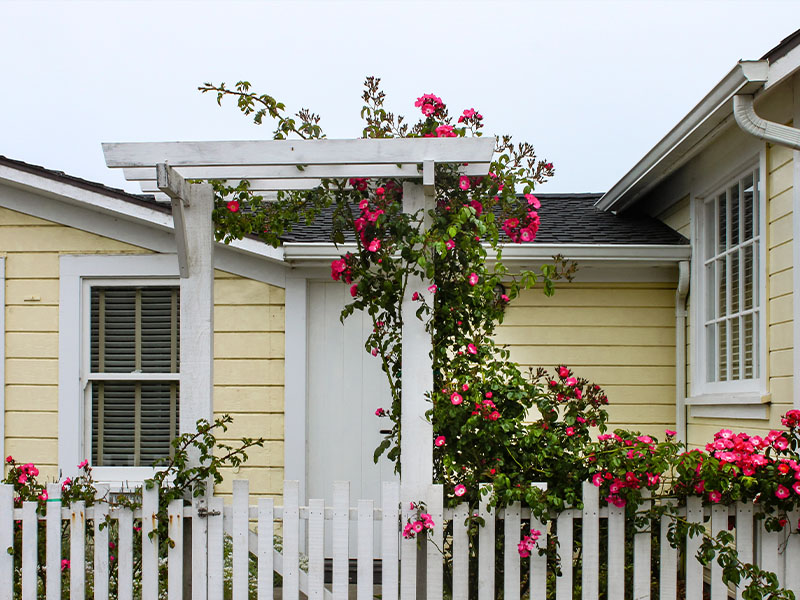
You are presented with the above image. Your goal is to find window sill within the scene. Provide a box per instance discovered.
[686,392,770,420]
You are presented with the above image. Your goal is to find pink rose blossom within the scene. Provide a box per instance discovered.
[78,460,88,469]
[61,559,70,571]
[454,484,466,497]
[459,176,470,190]
[367,239,381,252]
[565,377,577,387]
[226,200,240,213]
[350,285,358,297]
[375,186,385,196]
[428,284,437,293]
[708,491,722,503]
[776,485,791,499]
[467,343,477,355]
[445,239,455,250]
[436,124,456,138]
[468,272,479,286]
[451,392,463,405]
[524,193,541,209]
[435,436,446,447]
[665,430,677,437]
[371,348,378,357]
[558,366,570,378]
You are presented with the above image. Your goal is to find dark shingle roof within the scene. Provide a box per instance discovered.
[281,193,688,246]
[0,156,686,246]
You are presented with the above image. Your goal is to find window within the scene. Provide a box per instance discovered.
[89,285,180,467]
[59,254,181,482]
[696,165,763,398]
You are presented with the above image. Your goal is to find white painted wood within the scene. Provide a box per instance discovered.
[308,498,325,600]
[118,505,133,600]
[0,258,4,463]
[685,496,704,600]
[167,499,184,600]
[658,499,677,600]
[145,177,329,193]
[192,496,209,600]
[381,481,400,600]
[207,496,225,600]
[761,518,782,587]
[529,513,547,600]
[478,485,495,600]
[0,485,11,600]
[357,499,374,600]
[401,181,434,504]
[452,504,470,600]
[399,495,417,600]
[736,501,754,600]
[45,484,61,600]
[103,137,495,170]
[70,501,86,599]
[710,504,727,600]
[257,498,274,600]
[332,481,350,600]
[306,280,395,555]
[607,502,625,600]
[232,480,250,600]
[785,508,800,595]
[180,183,214,445]
[94,485,110,600]
[284,277,307,510]
[283,480,301,600]
[633,491,651,600]
[581,482,599,600]
[504,502,521,600]
[141,486,159,599]
[555,508,573,600]
[426,484,443,600]
[21,501,37,600]
[793,73,800,410]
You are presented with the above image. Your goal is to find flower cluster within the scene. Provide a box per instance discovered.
[415,93,446,119]
[402,501,435,539]
[517,529,542,558]
[471,395,501,421]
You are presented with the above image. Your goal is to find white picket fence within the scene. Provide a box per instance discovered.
[2,479,800,599]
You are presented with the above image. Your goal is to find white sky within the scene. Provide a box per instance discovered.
[1,0,798,195]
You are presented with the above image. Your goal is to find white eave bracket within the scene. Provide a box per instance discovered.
[156,162,191,278]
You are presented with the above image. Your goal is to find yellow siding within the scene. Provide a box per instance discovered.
[1,206,285,497]
[497,282,677,439]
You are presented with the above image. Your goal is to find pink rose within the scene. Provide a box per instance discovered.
[445,239,455,250]
[459,176,470,190]
[435,436,446,447]
[350,285,358,297]
[428,284,437,293]
[226,200,240,213]
[524,194,541,209]
[467,343,477,355]
[450,392,463,406]
[468,272,478,286]
[454,484,466,497]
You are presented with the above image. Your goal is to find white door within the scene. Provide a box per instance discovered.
[306,281,397,556]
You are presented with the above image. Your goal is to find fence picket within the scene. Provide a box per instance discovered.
[284,480,301,600]
[118,505,133,600]
[142,485,159,600]
[168,499,184,600]
[382,482,400,600]
[607,501,625,599]
[233,480,250,600]
[710,504,727,600]
[555,508,573,600]
[658,498,677,600]
[308,498,325,599]
[504,502,521,600]
[208,496,225,600]
[94,485,110,600]
[685,496,703,600]
[358,499,374,600]
[0,485,11,600]
[21,501,37,600]
[735,501,754,600]
[426,484,444,600]
[761,517,782,586]
[582,482,599,600]
[633,490,651,600]
[332,481,350,600]
[478,484,496,600]
[785,508,800,595]
[529,512,547,600]
[70,501,86,600]
[45,483,61,600]
[192,494,209,600]
[400,491,417,600]
[257,498,274,600]
[452,503,470,600]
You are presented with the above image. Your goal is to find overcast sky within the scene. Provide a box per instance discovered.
[1,0,798,195]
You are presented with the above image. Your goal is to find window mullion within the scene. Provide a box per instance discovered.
[725,189,732,380]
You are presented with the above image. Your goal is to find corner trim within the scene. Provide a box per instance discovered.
[0,257,5,464]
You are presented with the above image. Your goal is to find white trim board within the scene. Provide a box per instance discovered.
[0,257,5,464]
[793,73,800,410]
[0,179,286,288]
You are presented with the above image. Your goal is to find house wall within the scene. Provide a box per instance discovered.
[0,205,285,497]
[496,281,678,439]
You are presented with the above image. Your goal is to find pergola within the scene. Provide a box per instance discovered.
[102,137,496,504]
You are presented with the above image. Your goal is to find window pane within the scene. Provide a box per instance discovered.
[705,262,716,321]
[743,313,754,379]
[718,258,726,318]
[731,250,740,315]
[743,174,754,240]
[92,381,179,467]
[140,287,180,373]
[718,320,727,381]
[743,245,754,310]
[730,182,740,247]
[718,192,727,253]
[92,288,136,373]
[731,316,740,380]
[706,324,717,381]
[704,200,716,260]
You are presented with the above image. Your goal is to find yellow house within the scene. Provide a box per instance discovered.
[597,29,800,448]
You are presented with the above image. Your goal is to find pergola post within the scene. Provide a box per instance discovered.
[400,181,434,598]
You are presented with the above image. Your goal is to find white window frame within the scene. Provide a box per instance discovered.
[689,158,768,416]
[0,257,5,463]
[59,254,180,484]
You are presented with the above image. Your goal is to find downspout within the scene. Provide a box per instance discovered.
[675,261,690,443]
[733,94,800,150]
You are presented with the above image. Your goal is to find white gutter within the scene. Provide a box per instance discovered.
[283,242,691,265]
[733,94,800,150]
[674,261,690,443]
[597,61,769,213]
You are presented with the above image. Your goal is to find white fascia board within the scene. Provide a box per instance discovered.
[283,242,691,266]
[596,61,770,213]
[0,165,287,275]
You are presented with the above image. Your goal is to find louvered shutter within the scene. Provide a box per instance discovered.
[90,286,179,467]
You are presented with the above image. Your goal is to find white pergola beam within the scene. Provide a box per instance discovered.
[156,163,190,278]
[103,138,495,169]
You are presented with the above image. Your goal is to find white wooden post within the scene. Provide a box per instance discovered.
[94,485,110,600]
[0,485,11,600]
[257,498,275,600]
[70,501,86,600]
[21,501,37,600]
[381,481,400,600]
[478,484,495,600]
[232,480,250,600]
[581,481,599,600]
[168,499,184,600]
[45,483,61,600]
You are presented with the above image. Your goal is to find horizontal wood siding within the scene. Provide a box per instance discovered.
[498,282,677,438]
[0,207,285,496]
